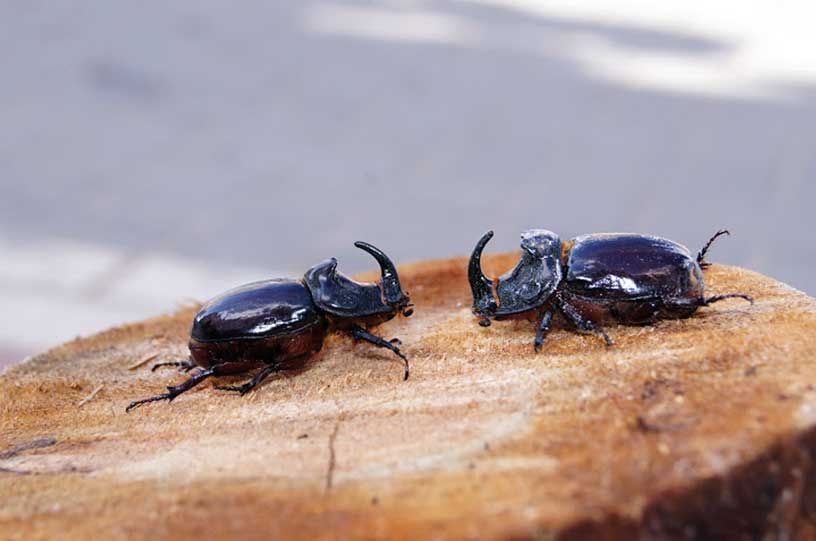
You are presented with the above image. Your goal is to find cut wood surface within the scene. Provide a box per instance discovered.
[2,254,816,540]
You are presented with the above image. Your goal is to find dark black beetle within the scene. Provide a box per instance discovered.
[468,229,752,351]
[127,242,413,412]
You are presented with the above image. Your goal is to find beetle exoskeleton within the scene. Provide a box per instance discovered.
[468,229,752,351]
[127,242,413,412]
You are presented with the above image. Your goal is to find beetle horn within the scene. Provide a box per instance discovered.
[468,231,498,326]
[354,241,406,305]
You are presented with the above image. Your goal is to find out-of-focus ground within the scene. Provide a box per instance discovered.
[2,1,815,367]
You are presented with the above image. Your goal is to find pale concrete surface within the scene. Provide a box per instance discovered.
[2,1,815,366]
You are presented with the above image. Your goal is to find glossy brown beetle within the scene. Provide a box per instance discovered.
[127,242,413,412]
[469,229,752,351]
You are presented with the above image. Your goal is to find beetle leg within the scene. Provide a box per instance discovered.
[555,293,613,346]
[701,293,754,306]
[150,359,197,372]
[349,325,410,380]
[696,229,730,269]
[126,367,216,412]
[126,363,255,412]
[670,294,754,308]
[215,365,279,396]
[533,310,554,353]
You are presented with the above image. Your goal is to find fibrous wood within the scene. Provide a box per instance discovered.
[2,255,816,540]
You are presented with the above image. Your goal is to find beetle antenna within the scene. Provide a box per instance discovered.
[469,231,498,323]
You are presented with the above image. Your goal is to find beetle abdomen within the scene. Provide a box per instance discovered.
[564,233,704,301]
[189,322,327,369]
[191,279,323,342]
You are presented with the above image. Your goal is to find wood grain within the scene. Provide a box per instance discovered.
[2,254,816,540]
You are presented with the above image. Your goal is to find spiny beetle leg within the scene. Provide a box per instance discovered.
[127,363,253,412]
[533,310,554,353]
[127,368,215,412]
[702,293,754,306]
[670,294,754,308]
[215,365,279,396]
[350,324,410,380]
[556,292,613,347]
[697,229,730,269]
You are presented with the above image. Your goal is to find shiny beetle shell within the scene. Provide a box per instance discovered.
[469,229,752,350]
[126,242,413,412]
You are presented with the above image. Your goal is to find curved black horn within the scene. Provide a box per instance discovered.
[354,241,405,304]
[468,231,498,325]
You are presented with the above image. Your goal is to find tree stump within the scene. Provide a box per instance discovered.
[2,255,816,540]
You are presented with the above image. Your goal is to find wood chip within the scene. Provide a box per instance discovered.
[127,353,159,371]
[77,385,104,407]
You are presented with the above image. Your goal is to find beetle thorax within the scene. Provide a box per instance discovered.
[494,230,562,315]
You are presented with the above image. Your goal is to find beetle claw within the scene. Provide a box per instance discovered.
[389,344,410,380]
[125,392,173,412]
[389,345,409,380]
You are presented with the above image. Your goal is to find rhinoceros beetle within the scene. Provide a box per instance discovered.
[468,229,752,351]
[127,242,413,412]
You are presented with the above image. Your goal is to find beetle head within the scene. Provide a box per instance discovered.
[304,242,412,320]
[469,229,562,325]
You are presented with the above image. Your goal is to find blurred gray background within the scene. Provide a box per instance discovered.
[2,1,814,366]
